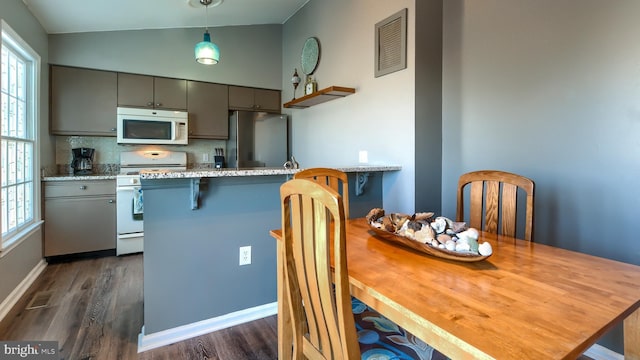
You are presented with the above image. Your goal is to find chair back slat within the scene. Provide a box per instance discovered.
[483,180,500,234]
[499,183,518,237]
[468,181,484,230]
[457,170,535,241]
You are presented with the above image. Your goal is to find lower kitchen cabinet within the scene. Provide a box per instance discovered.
[44,180,116,257]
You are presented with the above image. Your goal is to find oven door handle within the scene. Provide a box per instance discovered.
[118,233,143,239]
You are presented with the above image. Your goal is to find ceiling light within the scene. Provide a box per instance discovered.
[195,0,221,65]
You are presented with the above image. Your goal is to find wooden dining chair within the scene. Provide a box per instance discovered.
[280,179,447,360]
[293,167,350,218]
[456,170,535,241]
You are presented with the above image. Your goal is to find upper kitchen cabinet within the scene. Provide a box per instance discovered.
[228,86,281,113]
[50,65,118,136]
[187,81,229,139]
[117,73,187,110]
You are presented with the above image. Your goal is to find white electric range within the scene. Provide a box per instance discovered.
[116,150,187,255]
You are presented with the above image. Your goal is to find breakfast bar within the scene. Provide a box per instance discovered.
[136,165,399,351]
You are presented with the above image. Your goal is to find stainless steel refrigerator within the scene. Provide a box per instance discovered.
[226,111,288,168]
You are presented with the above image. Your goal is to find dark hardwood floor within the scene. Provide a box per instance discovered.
[0,254,278,360]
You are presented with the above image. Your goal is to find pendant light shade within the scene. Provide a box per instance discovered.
[195,0,220,65]
[195,30,220,64]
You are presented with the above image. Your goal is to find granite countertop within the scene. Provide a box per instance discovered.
[42,165,402,181]
[42,174,117,182]
[140,165,402,180]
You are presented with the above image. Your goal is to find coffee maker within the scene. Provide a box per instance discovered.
[71,148,95,175]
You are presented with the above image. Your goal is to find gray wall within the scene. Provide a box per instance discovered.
[441,0,640,352]
[0,0,48,313]
[48,25,283,89]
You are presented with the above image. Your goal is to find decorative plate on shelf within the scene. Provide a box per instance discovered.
[301,37,320,75]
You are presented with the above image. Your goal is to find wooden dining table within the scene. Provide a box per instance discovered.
[271,217,640,359]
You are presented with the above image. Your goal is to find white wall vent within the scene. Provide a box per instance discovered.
[375,8,408,77]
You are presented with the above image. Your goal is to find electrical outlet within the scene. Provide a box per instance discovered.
[359,150,368,163]
[239,246,251,266]
[202,153,209,162]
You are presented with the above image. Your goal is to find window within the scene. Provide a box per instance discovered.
[1,20,40,252]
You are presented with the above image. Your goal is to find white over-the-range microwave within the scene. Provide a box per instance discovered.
[116,107,189,145]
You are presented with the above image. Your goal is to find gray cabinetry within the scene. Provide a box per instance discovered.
[187,81,229,139]
[50,65,118,136]
[44,180,116,257]
[228,86,280,112]
[118,73,187,110]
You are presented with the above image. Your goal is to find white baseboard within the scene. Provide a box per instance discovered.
[137,301,277,353]
[584,343,623,360]
[0,259,47,322]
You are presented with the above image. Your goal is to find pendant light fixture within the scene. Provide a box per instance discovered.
[195,0,220,65]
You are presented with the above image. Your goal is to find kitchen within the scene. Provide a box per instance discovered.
[2,0,640,358]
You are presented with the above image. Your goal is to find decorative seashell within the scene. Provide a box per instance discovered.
[414,225,434,244]
[435,216,454,229]
[398,220,410,233]
[466,228,479,240]
[445,240,456,251]
[438,244,446,249]
[390,213,410,229]
[406,220,423,232]
[382,217,395,232]
[455,241,471,252]
[431,238,440,247]
[468,238,479,253]
[366,208,385,223]
[478,242,493,256]
[457,228,479,242]
[445,228,457,236]
[450,221,468,233]
[413,212,435,221]
[430,217,447,234]
[436,233,452,245]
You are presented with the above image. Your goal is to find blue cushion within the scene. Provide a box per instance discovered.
[352,296,449,360]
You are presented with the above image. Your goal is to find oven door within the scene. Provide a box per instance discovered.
[116,184,144,234]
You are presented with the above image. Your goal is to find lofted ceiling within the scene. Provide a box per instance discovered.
[22,0,310,34]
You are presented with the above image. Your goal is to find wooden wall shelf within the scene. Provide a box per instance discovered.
[284,86,355,109]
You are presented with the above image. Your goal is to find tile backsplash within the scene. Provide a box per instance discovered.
[54,136,227,174]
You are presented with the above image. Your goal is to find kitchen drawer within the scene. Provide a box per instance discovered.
[44,180,115,198]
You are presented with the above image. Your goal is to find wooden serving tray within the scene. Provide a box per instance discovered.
[368,225,491,262]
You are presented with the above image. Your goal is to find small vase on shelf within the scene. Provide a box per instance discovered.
[291,68,301,100]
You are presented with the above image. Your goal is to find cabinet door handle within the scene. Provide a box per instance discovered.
[156,103,162,107]
[108,199,115,203]
[147,102,154,107]
[254,104,261,109]
[110,128,116,132]
[80,185,87,190]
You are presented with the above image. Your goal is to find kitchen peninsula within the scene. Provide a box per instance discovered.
[137,165,400,351]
